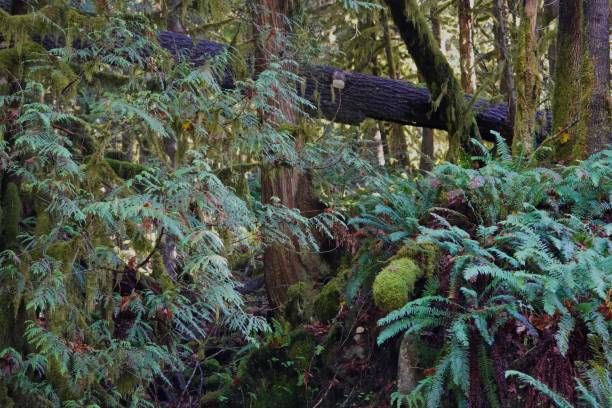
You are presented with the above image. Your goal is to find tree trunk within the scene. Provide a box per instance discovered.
[384,0,481,160]
[381,9,408,167]
[512,0,540,155]
[583,0,611,155]
[420,4,441,172]
[458,0,475,94]
[167,0,185,33]
[253,0,327,306]
[493,0,516,129]
[551,0,582,160]
[543,0,559,75]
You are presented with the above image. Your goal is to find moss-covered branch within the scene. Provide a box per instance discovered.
[384,0,481,160]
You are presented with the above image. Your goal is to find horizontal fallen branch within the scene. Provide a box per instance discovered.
[157,31,551,142]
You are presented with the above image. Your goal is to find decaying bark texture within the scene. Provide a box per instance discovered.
[512,0,540,155]
[583,0,611,155]
[551,0,583,160]
[458,0,475,94]
[156,31,551,144]
[252,0,327,306]
[384,0,481,160]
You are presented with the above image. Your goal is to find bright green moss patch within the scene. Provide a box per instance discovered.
[372,258,423,312]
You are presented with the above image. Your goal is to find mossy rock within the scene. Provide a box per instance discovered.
[283,281,315,325]
[313,269,347,322]
[372,258,423,312]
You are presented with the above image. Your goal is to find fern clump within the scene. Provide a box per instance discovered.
[372,258,423,312]
[352,139,612,407]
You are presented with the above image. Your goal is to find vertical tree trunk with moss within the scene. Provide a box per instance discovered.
[582,0,611,155]
[458,0,475,94]
[254,0,326,306]
[493,0,516,129]
[512,0,540,155]
[551,0,582,160]
[385,0,481,161]
[543,0,559,75]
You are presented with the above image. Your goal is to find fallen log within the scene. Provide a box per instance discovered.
[157,31,551,142]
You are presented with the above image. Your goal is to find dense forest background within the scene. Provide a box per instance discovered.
[0,0,610,407]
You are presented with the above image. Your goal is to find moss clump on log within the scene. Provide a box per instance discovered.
[372,258,423,312]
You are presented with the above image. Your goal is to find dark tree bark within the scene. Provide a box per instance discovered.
[156,31,550,144]
[583,0,611,154]
[384,0,481,160]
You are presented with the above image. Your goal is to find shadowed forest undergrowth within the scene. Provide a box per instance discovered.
[0,1,610,407]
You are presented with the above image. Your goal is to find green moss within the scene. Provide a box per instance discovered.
[0,379,14,408]
[200,390,223,406]
[395,242,439,278]
[283,281,314,325]
[372,258,423,312]
[116,371,141,396]
[287,330,317,371]
[229,329,318,407]
[104,158,148,180]
[2,183,21,249]
[313,269,347,321]
[512,3,540,155]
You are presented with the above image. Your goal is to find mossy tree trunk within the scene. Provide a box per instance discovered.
[551,0,610,161]
[458,0,475,94]
[253,0,327,306]
[583,0,611,155]
[512,0,540,155]
[551,0,583,161]
[493,0,516,129]
[543,0,559,75]
[384,0,481,161]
